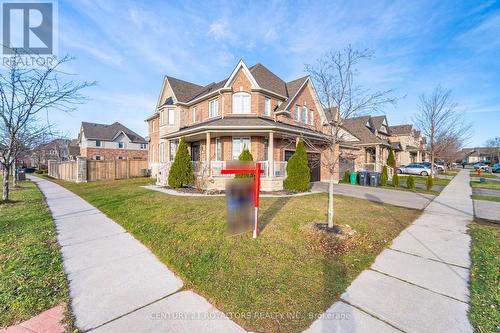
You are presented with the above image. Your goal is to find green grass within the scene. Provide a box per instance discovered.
[399,175,451,186]
[471,195,500,203]
[46,177,421,333]
[380,185,438,195]
[470,172,498,179]
[469,223,500,333]
[470,181,500,190]
[0,179,70,327]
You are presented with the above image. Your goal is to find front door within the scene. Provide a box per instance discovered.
[191,143,200,161]
[284,150,321,182]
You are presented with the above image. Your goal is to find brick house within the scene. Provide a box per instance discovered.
[388,124,428,165]
[145,60,333,191]
[77,122,148,161]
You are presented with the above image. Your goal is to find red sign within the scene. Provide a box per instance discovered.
[221,162,264,238]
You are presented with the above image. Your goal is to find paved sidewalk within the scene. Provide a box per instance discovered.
[311,182,435,210]
[30,176,244,333]
[473,199,500,222]
[306,169,474,332]
[0,305,65,333]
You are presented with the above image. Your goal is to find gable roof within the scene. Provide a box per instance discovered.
[341,116,384,145]
[165,76,205,103]
[275,76,310,112]
[371,115,391,135]
[390,124,413,135]
[249,63,287,97]
[81,122,147,143]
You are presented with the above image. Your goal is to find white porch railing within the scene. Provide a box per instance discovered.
[156,162,172,186]
[210,161,227,177]
[273,161,287,177]
[257,161,269,178]
[191,161,206,175]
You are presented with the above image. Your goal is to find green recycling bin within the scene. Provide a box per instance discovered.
[350,171,358,184]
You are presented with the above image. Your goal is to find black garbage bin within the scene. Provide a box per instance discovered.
[369,172,380,187]
[358,171,370,186]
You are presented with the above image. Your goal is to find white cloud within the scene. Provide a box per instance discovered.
[208,19,232,41]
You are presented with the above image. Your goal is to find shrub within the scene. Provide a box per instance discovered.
[380,165,388,186]
[284,139,310,192]
[406,175,416,190]
[343,170,350,183]
[387,148,396,168]
[392,172,400,187]
[168,137,194,188]
[235,148,254,179]
[426,175,433,191]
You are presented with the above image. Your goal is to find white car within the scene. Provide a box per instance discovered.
[397,163,432,176]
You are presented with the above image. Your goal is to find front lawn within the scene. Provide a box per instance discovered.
[48,177,421,333]
[470,181,500,191]
[398,175,451,186]
[471,195,500,203]
[469,223,500,333]
[470,172,498,179]
[0,179,71,328]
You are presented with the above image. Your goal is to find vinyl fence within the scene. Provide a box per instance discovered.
[49,159,148,182]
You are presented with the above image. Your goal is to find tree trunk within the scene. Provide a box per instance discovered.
[327,173,334,228]
[2,168,9,201]
[12,164,17,188]
[431,153,435,178]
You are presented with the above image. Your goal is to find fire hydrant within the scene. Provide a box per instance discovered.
[477,168,481,177]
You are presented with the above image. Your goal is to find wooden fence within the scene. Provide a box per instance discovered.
[48,161,77,182]
[49,159,148,182]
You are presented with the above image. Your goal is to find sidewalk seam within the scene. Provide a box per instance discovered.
[337,300,406,333]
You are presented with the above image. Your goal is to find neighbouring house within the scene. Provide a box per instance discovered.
[77,122,148,161]
[388,124,428,166]
[458,147,499,164]
[28,138,71,168]
[68,139,80,160]
[145,60,333,191]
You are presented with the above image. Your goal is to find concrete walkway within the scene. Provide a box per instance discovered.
[311,182,435,210]
[0,305,65,333]
[306,169,474,332]
[30,176,244,333]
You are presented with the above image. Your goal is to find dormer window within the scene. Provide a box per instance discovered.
[95,140,101,147]
[118,142,124,148]
[232,92,251,113]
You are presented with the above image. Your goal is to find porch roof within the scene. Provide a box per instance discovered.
[161,116,331,141]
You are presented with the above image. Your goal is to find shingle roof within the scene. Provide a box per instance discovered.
[371,115,391,135]
[166,76,205,103]
[81,122,147,143]
[276,76,309,111]
[341,116,383,144]
[390,124,413,135]
[249,63,287,97]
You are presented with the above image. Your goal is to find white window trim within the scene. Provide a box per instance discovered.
[309,111,314,125]
[295,105,300,121]
[232,92,251,114]
[264,97,271,116]
[94,155,103,161]
[192,106,198,122]
[215,138,222,161]
[118,142,124,149]
[301,106,308,123]
[232,137,251,160]
[209,98,219,118]
[168,109,175,125]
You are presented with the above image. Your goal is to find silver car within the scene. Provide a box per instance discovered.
[397,163,432,176]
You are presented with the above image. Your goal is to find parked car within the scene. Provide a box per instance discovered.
[473,162,489,170]
[397,163,432,176]
[491,163,500,173]
[21,167,36,173]
[419,162,444,172]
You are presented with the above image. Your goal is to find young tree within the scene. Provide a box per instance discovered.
[380,165,388,186]
[413,86,471,178]
[406,175,416,190]
[284,139,310,192]
[306,45,396,229]
[168,137,194,188]
[235,148,254,179]
[0,52,93,201]
[485,136,500,164]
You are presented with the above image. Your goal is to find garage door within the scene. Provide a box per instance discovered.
[285,150,321,182]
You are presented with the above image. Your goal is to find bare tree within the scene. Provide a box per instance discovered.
[485,136,500,164]
[413,86,472,178]
[0,52,94,201]
[434,134,463,167]
[306,45,396,229]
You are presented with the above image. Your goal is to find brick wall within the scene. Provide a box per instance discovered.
[81,147,147,161]
[147,116,159,163]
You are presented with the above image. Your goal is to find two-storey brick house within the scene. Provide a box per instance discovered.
[78,122,148,161]
[146,60,333,191]
[388,124,428,165]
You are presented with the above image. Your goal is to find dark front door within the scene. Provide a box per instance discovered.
[284,150,321,182]
[191,143,200,161]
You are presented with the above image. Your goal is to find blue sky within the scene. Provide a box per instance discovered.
[52,0,500,146]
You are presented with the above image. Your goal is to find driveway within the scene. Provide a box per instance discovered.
[311,182,435,210]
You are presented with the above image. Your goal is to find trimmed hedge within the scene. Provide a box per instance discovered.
[380,165,388,186]
[392,172,400,187]
[284,139,310,192]
[426,175,433,191]
[406,175,416,190]
[168,137,194,188]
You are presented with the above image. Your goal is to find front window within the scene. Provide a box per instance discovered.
[168,109,175,124]
[264,138,268,160]
[169,141,178,161]
[95,140,101,147]
[140,143,147,149]
[264,97,271,116]
[94,155,102,161]
[301,106,307,123]
[118,142,124,148]
[232,137,251,159]
[209,99,219,118]
[232,92,251,113]
[216,138,222,160]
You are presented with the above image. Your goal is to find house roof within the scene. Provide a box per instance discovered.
[390,141,403,151]
[163,115,330,140]
[340,116,384,145]
[68,139,80,156]
[390,124,413,135]
[249,63,287,97]
[371,115,391,135]
[165,76,205,103]
[81,122,147,143]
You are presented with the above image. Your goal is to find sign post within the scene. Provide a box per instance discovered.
[221,162,263,239]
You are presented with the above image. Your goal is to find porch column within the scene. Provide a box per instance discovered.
[165,139,170,163]
[268,131,274,178]
[417,150,421,162]
[375,145,381,171]
[205,132,211,167]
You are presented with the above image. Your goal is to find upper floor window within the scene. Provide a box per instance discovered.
[209,99,219,118]
[192,106,198,122]
[168,109,175,125]
[160,110,166,125]
[94,155,102,161]
[301,106,308,123]
[232,92,251,114]
[118,142,124,148]
[295,105,300,121]
[95,140,101,147]
[264,97,271,116]
[140,143,147,149]
[151,120,155,132]
[309,111,314,125]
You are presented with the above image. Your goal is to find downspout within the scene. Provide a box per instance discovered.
[219,90,224,119]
